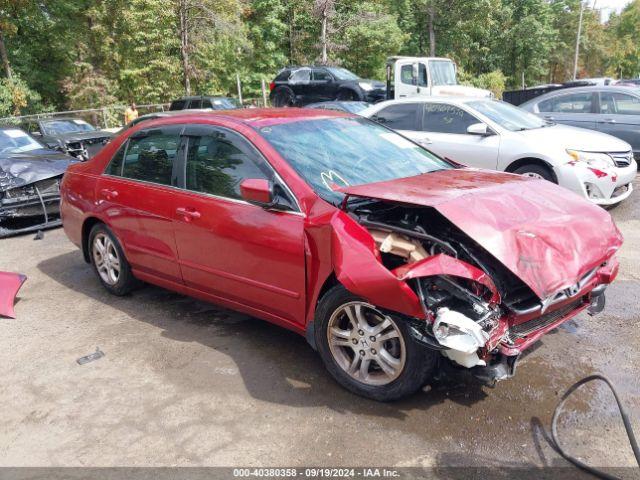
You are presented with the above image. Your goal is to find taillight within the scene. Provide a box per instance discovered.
[269,82,276,92]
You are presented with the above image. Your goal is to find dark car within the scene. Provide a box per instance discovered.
[520,86,640,161]
[22,117,111,161]
[169,96,240,111]
[269,66,386,107]
[0,126,78,237]
[305,101,372,115]
[61,108,619,401]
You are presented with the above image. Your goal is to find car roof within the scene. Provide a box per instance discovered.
[523,85,640,104]
[38,117,87,122]
[172,96,235,101]
[133,108,351,130]
[369,96,490,108]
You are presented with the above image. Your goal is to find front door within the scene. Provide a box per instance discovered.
[170,124,306,326]
[394,60,428,99]
[95,125,184,283]
[417,102,500,169]
[536,91,597,129]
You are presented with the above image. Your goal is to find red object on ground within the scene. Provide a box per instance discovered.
[0,272,27,319]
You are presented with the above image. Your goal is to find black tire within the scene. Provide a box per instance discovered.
[273,87,296,107]
[513,163,556,182]
[336,89,359,101]
[314,284,438,401]
[88,223,137,296]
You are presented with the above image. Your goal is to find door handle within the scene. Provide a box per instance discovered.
[419,138,433,145]
[176,207,201,221]
[603,118,616,124]
[100,188,118,199]
[543,115,554,121]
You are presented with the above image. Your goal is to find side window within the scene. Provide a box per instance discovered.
[170,100,186,111]
[372,104,420,130]
[538,93,594,113]
[104,143,127,176]
[600,92,640,115]
[313,69,332,81]
[423,103,478,134]
[122,127,181,186]
[189,99,203,109]
[289,68,311,85]
[201,99,213,108]
[400,65,414,85]
[184,128,272,200]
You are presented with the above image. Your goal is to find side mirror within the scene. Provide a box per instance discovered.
[466,123,491,136]
[240,178,272,206]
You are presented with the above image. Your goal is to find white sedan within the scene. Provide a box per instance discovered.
[362,97,636,206]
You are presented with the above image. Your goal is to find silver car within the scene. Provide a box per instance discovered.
[362,97,636,206]
[520,86,640,162]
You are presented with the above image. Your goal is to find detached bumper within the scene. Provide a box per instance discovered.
[556,159,637,206]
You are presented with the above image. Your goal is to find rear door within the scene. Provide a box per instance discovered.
[535,91,597,129]
[596,90,640,157]
[169,124,307,326]
[370,103,422,137]
[419,102,500,169]
[96,125,184,283]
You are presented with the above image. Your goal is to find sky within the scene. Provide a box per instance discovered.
[596,0,633,21]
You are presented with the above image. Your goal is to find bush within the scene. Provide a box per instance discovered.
[0,75,46,117]
[459,69,507,99]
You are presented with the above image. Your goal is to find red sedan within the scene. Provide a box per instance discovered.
[60,108,622,401]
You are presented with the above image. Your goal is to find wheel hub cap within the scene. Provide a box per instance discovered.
[92,233,121,286]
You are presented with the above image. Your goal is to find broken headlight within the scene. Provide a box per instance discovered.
[433,307,489,354]
[567,150,615,169]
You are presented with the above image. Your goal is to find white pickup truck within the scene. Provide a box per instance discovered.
[385,57,492,99]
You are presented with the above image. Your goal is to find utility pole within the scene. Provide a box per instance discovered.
[572,0,585,80]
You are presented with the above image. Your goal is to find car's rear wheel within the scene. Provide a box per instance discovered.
[273,87,296,107]
[89,223,136,296]
[513,163,555,182]
[315,285,437,401]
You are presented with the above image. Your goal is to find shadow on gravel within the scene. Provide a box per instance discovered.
[38,251,489,419]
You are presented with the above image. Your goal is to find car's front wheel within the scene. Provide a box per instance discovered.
[315,285,438,401]
[89,223,137,296]
[513,163,555,182]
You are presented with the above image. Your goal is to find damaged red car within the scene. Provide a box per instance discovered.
[60,109,622,401]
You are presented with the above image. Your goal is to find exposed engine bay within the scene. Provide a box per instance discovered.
[348,200,610,381]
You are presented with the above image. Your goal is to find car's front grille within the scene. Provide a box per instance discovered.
[611,151,633,167]
[507,299,583,341]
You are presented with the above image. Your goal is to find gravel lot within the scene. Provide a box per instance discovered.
[0,177,638,471]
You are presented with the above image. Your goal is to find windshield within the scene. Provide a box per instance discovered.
[41,119,96,135]
[326,67,360,81]
[258,117,450,205]
[0,128,43,154]
[429,60,457,86]
[468,100,548,131]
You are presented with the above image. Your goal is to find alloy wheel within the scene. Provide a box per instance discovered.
[92,233,121,286]
[327,301,406,386]
[521,171,544,179]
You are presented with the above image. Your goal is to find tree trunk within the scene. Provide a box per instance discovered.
[428,1,436,57]
[320,5,328,64]
[179,0,191,95]
[0,30,12,80]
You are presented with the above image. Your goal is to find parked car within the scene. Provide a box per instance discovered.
[270,66,387,107]
[169,96,240,111]
[616,79,640,87]
[0,126,78,237]
[21,117,111,160]
[305,101,371,114]
[61,108,621,401]
[520,86,640,161]
[362,97,636,207]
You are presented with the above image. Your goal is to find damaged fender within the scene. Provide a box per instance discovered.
[393,253,501,305]
[0,271,27,318]
[330,210,424,319]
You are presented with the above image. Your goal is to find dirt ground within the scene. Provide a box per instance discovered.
[0,177,638,471]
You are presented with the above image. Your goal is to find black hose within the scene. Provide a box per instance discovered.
[551,374,640,479]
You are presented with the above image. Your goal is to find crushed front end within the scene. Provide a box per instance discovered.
[338,192,621,386]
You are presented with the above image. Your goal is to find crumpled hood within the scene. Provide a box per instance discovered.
[0,149,78,190]
[339,168,623,300]
[518,124,631,152]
